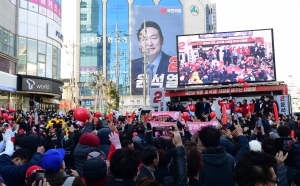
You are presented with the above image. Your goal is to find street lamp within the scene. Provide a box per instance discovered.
[77,82,85,106]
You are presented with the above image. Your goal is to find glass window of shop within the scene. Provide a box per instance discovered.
[0,91,9,109]
[46,44,53,78]
[38,42,46,77]
[53,46,58,79]
[106,0,129,95]
[0,27,16,57]
[132,0,154,5]
[18,37,27,74]
[80,0,103,96]
[158,0,182,5]
[57,48,61,79]
[27,39,37,75]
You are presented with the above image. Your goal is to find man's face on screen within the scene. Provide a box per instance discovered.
[139,27,164,61]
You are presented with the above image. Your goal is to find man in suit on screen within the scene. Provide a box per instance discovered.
[131,21,173,95]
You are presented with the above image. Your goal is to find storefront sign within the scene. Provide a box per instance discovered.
[47,24,63,45]
[165,84,288,97]
[19,76,63,95]
[80,99,95,107]
[211,3,217,32]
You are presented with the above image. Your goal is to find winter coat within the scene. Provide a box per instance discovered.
[199,146,235,186]
[276,163,288,186]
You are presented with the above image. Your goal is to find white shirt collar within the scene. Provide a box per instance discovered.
[148,51,162,68]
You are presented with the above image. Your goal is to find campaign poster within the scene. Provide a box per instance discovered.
[130,6,183,95]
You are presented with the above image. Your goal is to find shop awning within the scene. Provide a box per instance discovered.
[41,97,59,104]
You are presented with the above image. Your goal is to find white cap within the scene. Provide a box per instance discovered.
[249,140,261,152]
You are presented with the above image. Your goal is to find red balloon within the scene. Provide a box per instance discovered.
[182,112,190,121]
[243,82,249,88]
[106,113,111,120]
[209,112,216,119]
[9,108,15,113]
[7,115,14,121]
[2,113,8,119]
[237,78,244,83]
[5,110,9,113]
[94,112,101,118]
[71,109,75,112]
[74,107,90,122]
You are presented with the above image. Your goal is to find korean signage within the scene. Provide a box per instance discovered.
[130,5,183,95]
[276,95,290,115]
[47,24,63,45]
[21,0,62,26]
[81,36,127,44]
[80,99,95,107]
[211,3,217,32]
[150,88,165,107]
[205,5,210,33]
[189,38,263,46]
[19,76,63,95]
[165,85,288,97]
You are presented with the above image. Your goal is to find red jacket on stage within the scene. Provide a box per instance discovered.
[242,103,249,117]
[234,106,243,114]
[218,100,235,112]
[185,104,196,112]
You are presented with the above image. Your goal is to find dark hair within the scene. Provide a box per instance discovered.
[154,137,167,150]
[121,140,133,148]
[277,125,291,137]
[141,146,158,166]
[199,126,221,148]
[261,138,275,156]
[26,172,36,186]
[137,126,145,134]
[186,148,202,177]
[136,177,161,186]
[157,149,168,167]
[233,151,276,186]
[11,148,32,161]
[120,130,133,142]
[295,131,300,141]
[137,21,163,41]
[110,149,140,179]
[177,121,183,130]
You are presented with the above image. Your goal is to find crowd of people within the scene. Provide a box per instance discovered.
[0,95,299,186]
[179,43,275,85]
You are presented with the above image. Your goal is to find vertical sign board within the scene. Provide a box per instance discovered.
[205,4,210,33]
[277,95,290,115]
[211,3,217,33]
[150,88,165,107]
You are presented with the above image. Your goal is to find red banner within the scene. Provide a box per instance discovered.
[188,37,264,46]
[165,84,288,97]
[151,111,180,120]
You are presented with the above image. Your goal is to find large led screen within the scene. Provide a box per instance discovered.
[177,29,276,86]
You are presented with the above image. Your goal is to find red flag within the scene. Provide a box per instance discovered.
[29,116,32,127]
[130,111,135,119]
[222,106,227,125]
[273,103,279,122]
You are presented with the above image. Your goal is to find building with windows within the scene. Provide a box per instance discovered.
[77,0,212,112]
[13,0,64,111]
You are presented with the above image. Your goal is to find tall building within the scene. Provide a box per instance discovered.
[77,0,212,113]
[0,0,64,112]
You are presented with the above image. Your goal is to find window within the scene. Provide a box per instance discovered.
[27,63,37,76]
[80,1,87,8]
[46,44,52,78]
[80,25,87,31]
[27,39,37,63]
[38,54,45,63]
[38,63,45,77]
[80,13,87,21]
[158,0,182,5]
[38,42,46,54]
[53,46,58,79]
[18,37,27,74]
[57,49,61,79]
[2,30,8,45]
[132,0,154,5]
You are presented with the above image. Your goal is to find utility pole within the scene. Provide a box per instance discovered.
[115,22,119,94]
[143,20,147,106]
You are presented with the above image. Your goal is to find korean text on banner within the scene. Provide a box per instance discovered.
[276,95,289,115]
[130,5,183,95]
[150,88,165,107]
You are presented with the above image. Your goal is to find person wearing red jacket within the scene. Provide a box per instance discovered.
[249,99,255,114]
[218,98,235,115]
[234,102,244,118]
[185,101,196,116]
[241,99,249,117]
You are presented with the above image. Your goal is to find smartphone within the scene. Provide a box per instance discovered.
[152,126,173,139]
[65,168,71,175]
[228,124,235,132]
[257,119,263,127]
[232,120,237,125]
[275,138,293,155]
[118,116,126,122]
[35,170,45,185]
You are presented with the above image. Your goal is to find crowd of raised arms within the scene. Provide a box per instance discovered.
[0,95,299,186]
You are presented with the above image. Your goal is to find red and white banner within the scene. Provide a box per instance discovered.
[149,121,219,135]
[188,37,264,46]
[166,84,288,97]
[151,111,180,120]
[276,95,290,115]
[150,88,165,107]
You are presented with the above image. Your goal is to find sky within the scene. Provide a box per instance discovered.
[60,0,300,84]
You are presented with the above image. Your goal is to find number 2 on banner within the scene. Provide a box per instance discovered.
[153,91,162,103]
